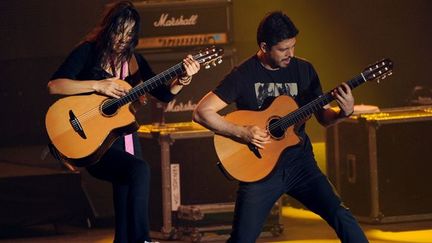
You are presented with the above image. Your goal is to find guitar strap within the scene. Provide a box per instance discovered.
[123,55,140,156]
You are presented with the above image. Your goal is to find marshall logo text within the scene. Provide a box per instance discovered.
[165,99,197,113]
[153,13,198,27]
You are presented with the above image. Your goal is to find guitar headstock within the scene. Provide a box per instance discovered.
[362,58,393,83]
[193,46,224,69]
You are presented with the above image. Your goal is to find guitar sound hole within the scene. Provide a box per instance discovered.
[101,99,119,117]
[268,117,285,140]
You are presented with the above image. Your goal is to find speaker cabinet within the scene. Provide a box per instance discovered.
[326,108,432,223]
[133,0,233,50]
[136,47,236,125]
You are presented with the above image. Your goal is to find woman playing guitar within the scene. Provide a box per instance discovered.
[47,1,200,242]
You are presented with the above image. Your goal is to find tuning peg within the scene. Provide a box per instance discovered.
[388,71,393,76]
[205,64,211,69]
[217,58,223,64]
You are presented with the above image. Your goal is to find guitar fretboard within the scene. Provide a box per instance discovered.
[119,62,185,105]
[270,74,366,132]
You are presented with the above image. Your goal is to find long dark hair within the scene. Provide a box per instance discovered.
[84,1,140,67]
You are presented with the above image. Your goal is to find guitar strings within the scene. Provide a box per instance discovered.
[70,51,211,125]
[267,93,332,132]
[77,51,207,118]
[67,64,182,130]
[270,74,364,131]
[267,75,364,133]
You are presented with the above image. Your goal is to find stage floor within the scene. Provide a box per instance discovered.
[1,145,431,242]
[1,206,431,243]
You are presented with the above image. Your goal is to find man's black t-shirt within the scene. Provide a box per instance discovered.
[213,55,323,167]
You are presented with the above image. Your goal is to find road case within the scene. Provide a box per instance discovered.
[138,122,283,241]
[326,106,432,223]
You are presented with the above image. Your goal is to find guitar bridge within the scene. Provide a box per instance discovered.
[248,143,262,159]
[69,110,87,139]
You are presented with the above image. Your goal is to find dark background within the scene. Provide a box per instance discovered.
[1,0,431,147]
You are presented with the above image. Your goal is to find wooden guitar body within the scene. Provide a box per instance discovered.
[214,95,301,182]
[45,80,138,166]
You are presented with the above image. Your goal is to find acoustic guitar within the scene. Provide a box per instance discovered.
[214,58,393,182]
[46,46,223,167]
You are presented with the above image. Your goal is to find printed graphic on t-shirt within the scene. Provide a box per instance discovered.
[254,82,298,108]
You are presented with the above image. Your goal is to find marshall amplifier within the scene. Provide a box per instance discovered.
[131,0,233,50]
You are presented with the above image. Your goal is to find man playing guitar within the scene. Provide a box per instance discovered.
[193,11,368,243]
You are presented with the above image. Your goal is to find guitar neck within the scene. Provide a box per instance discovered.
[103,46,224,108]
[280,73,367,128]
[117,62,185,105]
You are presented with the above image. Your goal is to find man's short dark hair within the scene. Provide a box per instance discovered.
[257,11,299,48]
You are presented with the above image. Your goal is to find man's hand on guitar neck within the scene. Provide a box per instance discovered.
[332,82,355,116]
[318,82,355,126]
